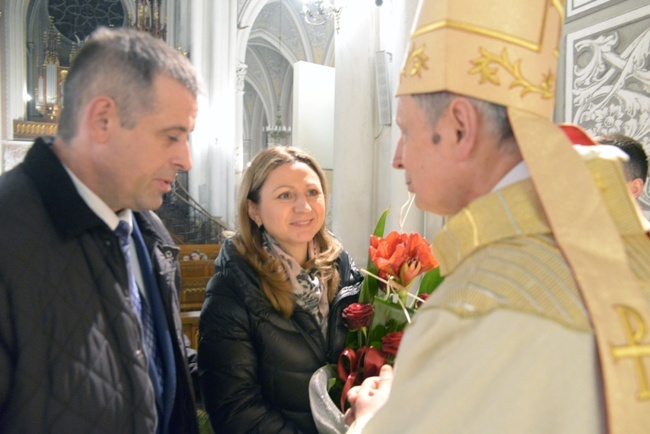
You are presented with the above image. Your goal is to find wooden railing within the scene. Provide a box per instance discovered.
[13,120,57,140]
[178,244,221,350]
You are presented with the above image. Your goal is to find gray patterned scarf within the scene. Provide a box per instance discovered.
[263,232,329,335]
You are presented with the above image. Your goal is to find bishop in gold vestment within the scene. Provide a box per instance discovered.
[345,0,650,432]
[357,150,650,433]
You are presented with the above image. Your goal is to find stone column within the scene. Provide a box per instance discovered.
[2,0,29,141]
[234,62,248,209]
[331,0,432,263]
[382,0,445,241]
[189,0,238,228]
[331,0,379,263]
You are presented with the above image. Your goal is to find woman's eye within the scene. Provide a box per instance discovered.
[168,135,180,143]
[278,192,291,199]
[307,189,322,197]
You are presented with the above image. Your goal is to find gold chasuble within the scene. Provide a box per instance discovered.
[390,0,650,432]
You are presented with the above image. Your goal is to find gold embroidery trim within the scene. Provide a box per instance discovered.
[551,0,565,21]
[412,19,542,52]
[401,43,429,78]
[469,47,555,98]
[610,305,650,400]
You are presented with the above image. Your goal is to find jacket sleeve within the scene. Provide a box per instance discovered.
[0,277,11,420]
[326,250,364,363]
[337,249,364,288]
[198,273,301,434]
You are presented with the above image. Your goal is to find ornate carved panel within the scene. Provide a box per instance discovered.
[566,0,616,18]
[564,4,650,208]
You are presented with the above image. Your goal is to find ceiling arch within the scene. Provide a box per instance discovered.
[239,0,335,154]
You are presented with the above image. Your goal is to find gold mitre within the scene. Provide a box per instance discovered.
[397,0,562,119]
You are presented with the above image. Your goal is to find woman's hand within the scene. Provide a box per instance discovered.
[344,364,394,427]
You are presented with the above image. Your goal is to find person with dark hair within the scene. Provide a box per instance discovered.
[595,133,648,201]
[343,1,650,433]
[0,27,202,433]
[198,145,363,433]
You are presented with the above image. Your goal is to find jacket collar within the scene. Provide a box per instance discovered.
[23,137,106,240]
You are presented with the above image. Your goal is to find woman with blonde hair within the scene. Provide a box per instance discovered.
[198,146,363,433]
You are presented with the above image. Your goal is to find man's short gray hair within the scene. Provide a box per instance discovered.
[57,27,202,142]
[412,92,515,151]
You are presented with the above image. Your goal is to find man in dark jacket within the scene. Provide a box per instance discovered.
[0,27,201,434]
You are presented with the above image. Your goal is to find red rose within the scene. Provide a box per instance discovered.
[381,331,404,357]
[342,303,374,330]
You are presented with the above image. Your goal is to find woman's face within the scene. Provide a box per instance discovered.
[248,161,326,263]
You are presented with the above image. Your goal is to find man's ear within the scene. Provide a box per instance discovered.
[84,96,118,143]
[447,97,479,159]
[628,178,645,200]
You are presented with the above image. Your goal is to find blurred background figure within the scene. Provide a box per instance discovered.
[595,133,648,202]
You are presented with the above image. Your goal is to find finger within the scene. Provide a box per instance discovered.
[359,375,381,390]
[344,407,356,426]
[347,385,361,404]
[377,365,393,385]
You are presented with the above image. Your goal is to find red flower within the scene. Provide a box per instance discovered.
[416,293,430,309]
[369,231,406,277]
[381,331,404,357]
[369,231,438,287]
[337,346,386,411]
[342,303,374,330]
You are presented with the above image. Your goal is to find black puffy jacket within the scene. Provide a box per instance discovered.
[198,238,363,433]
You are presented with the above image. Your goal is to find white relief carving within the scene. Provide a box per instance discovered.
[571,27,650,142]
[566,6,650,208]
[567,0,614,18]
[237,63,248,91]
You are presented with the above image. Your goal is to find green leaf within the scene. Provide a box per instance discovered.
[359,208,390,303]
[344,329,360,349]
[418,267,444,296]
[367,297,413,346]
[372,208,390,238]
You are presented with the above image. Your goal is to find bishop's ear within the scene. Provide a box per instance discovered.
[447,97,479,157]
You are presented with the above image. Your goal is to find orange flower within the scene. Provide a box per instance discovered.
[369,231,406,277]
[369,231,438,287]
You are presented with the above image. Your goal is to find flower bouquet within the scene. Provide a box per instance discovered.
[309,205,443,433]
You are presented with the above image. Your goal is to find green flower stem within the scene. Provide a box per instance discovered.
[398,289,407,306]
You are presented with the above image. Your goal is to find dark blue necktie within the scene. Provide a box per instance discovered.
[114,220,164,393]
[114,220,142,317]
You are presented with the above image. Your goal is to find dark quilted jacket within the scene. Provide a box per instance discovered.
[0,138,199,433]
[198,238,363,434]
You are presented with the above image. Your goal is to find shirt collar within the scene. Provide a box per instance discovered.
[62,164,133,232]
[491,160,529,192]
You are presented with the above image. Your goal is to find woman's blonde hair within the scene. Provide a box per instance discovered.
[233,146,342,317]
